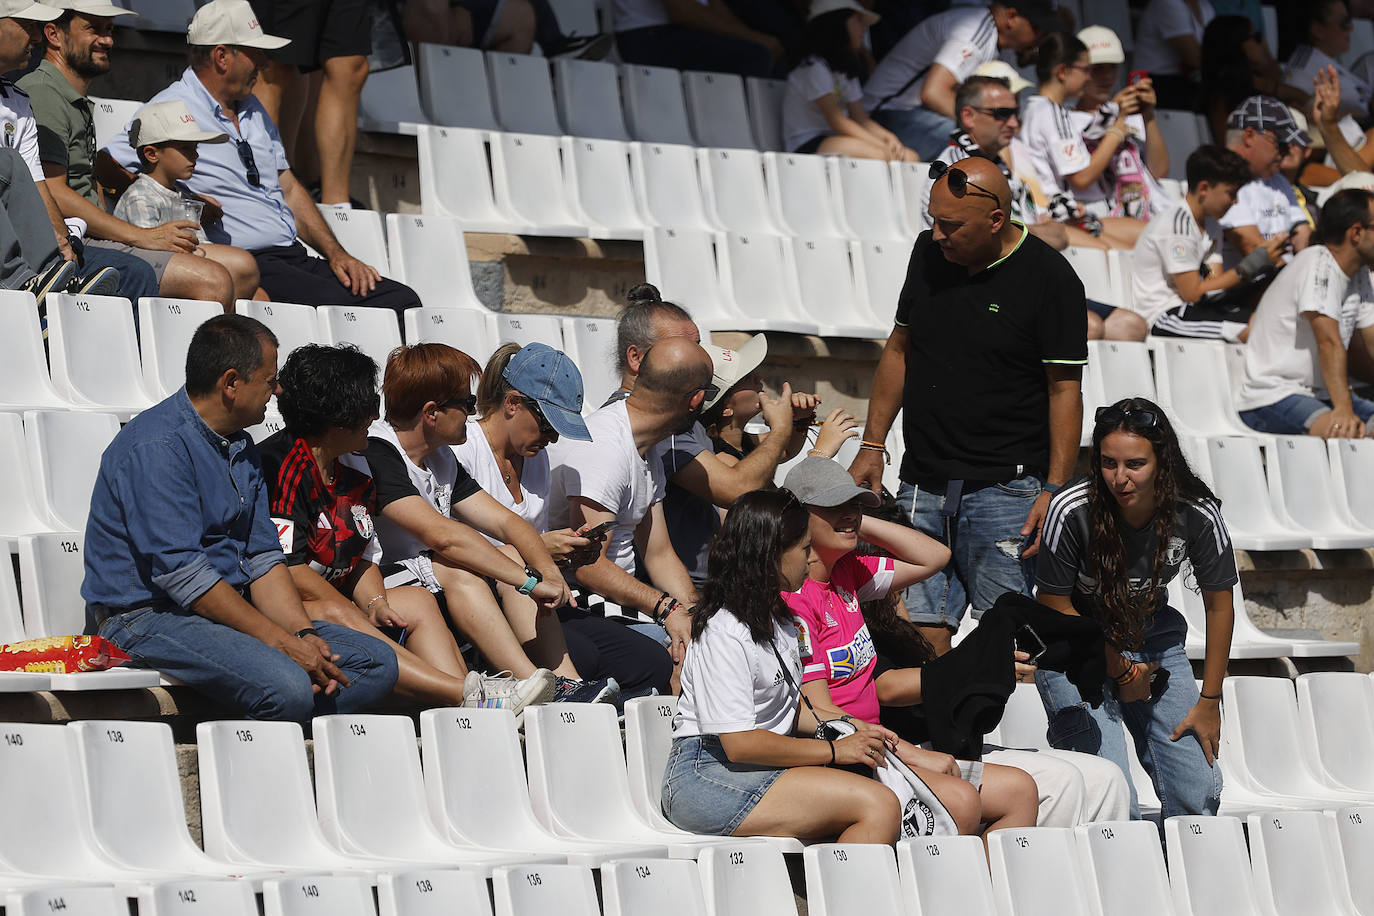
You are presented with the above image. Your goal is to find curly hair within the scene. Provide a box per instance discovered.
[691,489,810,644]
[275,343,380,437]
[1088,397,1219,650]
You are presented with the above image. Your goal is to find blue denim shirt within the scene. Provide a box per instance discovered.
[82,389,285,620]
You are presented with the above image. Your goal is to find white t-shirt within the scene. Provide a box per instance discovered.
[1218,174,1308,270]
[0,79,44,182]
[1132,0,1214,76]
[612,0,703,33]
[1068,107,1176,217]
[1131,201,1220,326]
[452,419,550,543]
[673,609,802,738]
[546,399,666,574]
[915,141,1038,231]
[1285,45,1369,152]
[1018,94,1092,200]
[862,7,1005,113]
[782,57,863,153]
[1237,245,1374,410]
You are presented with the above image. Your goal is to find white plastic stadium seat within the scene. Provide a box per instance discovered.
[789,237,886,338]
[642,228,739,331]
[562,137,647,240]
[850,239,909,327]
[319,306,402,379]
[622,64,696,145]
[375,871,492,916]
[623,696,684,831]
[316,208,391,277]
[763,152,842,238]
[46,293,155,419]
[416,125,510,231]
[552,59,632,141]
[631,142,719,231]
[1168,566,1287,659]
[404,308,495,365]
[1087,340,1155,404]
[416,44,499,130]
[1106,250,1136,311]
[1073,821,1177,916]
[385,213,489,312]
[0,291,76,411]
[602,858,709,916]
[1154,111,1202,181]
[487,53,561,136]
[698,148,786,236]
[1062,247,1118,306]
[489,313,565,352]
[138,297,225,399]
[358,65,426,135]
[1326,437,1374,530]
[0,544,46,688]
[419,707,667,866]
[0,413,63,544]
[744,77,787,152]
[136,880,259,916]
[1296,673,1374,795]
[261,876,373,916]
[491,865,600,916]
[802,844,904,916]
[311,714,558,874]
[682,72,755,150]
[236,300,322,358]
[716,232,819,336]
[23,409,119,533]
[1247,810,1360,916]
[1204,437,1313,550]
[987,828,1094,916]
[896,836,997,916]
[1165,816,1266,916]
[90,96,141,151]
[829,158,910,241]
[1264,436,1374,548]
[1334,806,1374,916]
[696,844,797,916]
[488,131,589,237]
[6,886,123,916]
[560,317,619,411]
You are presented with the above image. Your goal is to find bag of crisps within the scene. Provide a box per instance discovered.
[0,636,130,673]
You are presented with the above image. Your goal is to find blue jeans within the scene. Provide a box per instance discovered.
[872,107,957,160]
[1240,391,1374,434]
[1034,628,1221,821]
[894,476,1039,628]
[97,607,398,722]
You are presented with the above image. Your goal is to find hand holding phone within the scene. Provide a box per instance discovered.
[1128,69,1149,86]
[580,520,616,541]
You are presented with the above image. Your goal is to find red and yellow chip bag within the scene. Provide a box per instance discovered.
[0,636,130,673]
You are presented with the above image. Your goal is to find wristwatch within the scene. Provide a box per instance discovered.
[294,627,319,640]
[517,566,543,596]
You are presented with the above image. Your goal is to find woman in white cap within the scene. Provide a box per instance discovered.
[781,0,917,160]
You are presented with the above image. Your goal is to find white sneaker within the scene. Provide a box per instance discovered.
[461,668,556,724]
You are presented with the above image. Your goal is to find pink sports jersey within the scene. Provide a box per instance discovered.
[784,553,896,724]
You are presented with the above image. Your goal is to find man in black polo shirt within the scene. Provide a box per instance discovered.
[850,156,1086,655]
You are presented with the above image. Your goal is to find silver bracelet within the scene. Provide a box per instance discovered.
[364,594,386,613]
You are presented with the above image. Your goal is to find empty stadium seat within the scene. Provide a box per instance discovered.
[6,886,123,916]
[318,306,403,379]
[415,125,510,231]
[358,65,426,135]
[491,865,599,916]
[261,876,372,916]
[47,293,155,419]
[136,880,259,916]
[744,78,786,152]
[631,142,719,231]
[316,207,391,276]
[487,53,561,135]
[829,158,910,242]
[1168,566,1288,659]
[23,409,119,533]
[0,413,62,544]
[602,858,708,916]
[1334,807,1374,916]
[716,232,819,336]
[375,871,492,916]
[552,59,632,141]
[488,131,590,236]
[0,291,76,412]
[1062,247,1118,306]
[642,227,740,331]
[562,137,647,240]
[1247,810,1358,916]
[415,44,499,130]
[0,553,51,689]
[696,844,797,916]
[1295,673,1374,795]
[1073,822,1176,916]
[560,316,619,410]
[802,844,904,916]
[1087,340,1155,404]
[137,297,225,399]
[311,714,557,873]
[1205,437,1313,550]
[1106,249,1136,311]
[698,148,786,236]
[763,152,842,238]
[988,828,1094,916]
[850,239,908,326]
[90,96,140,150]
[1264,436,1374,548]
[385,213,489,312]
[623,695,682,830]
[418,707,666,866]
[790,237,885,338]
[622,65,695,145]
[523,703,728,857]
[237,300,323,358]
[889,160,930,237]
[896,836,996,916]
[1164,816,1265,916]
[489,313,565,353]
[682,72,755,150]
[1324,438,1374,531]
[1155,111,1202,180]
[404,307,495,365]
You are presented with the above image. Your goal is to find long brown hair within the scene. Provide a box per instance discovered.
[856,495,934,667]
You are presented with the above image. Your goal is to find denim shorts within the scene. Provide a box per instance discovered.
[661,734,785,836]
[1240,391,1374,434]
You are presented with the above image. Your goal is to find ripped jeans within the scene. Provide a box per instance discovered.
[894,475,1039,629]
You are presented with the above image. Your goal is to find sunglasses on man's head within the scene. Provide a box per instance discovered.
[927,160,1002,206]
[1095,405,1160,429]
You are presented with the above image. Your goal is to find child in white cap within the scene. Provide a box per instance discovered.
[113,99,228,249]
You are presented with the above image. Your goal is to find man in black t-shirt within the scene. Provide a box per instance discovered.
[851,156,1087,655]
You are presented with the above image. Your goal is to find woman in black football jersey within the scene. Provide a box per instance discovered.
[1033,397,1236,819]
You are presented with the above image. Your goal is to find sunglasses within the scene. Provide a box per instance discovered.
[438,393,478,414]
[520,397,558,439]
[235,138,260,187]
[693,383,721,402]
[928,160,1002,205]
[974,105,1018,121]
[1095,405,1160,429]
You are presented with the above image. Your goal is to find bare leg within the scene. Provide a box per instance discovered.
[433,559,543,677]
[1062,224,1110,250]
[492,545,580,678]
[200,243,260,304]
[403,0,472,45]
[158,251,233,309]
[1103,307,1148,341]
[1099,216,1144,249]
[976,762,1039,845]
[253,62,310,162]
[484,0,536,52]
[1086,309,1105,340]
[315,56,370,205]
[386,585,468,678]
[816,134,897,161]
[732,766,901,843]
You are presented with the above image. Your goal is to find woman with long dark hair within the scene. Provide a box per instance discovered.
[1034,397,1236,819]
[663,489,902,843]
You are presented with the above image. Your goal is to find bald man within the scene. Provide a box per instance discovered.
[546,337,716,676]
[851,156,1087,655]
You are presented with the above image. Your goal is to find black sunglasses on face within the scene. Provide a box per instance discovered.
[439,393,478,414]
[1095,405,1160,429]
[520,397,558,438]
[928,160,1002,206]
[235,138,260,187]
[974,106,1018,121]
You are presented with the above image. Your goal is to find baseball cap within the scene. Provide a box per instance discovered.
[973,60,1032,94]
[1077,25,1124,65]
[1227,95,1311,148]
[784,456,880,509]
[0,0,62,22]
[50,0,136,17]
[1009,0,1062,36]
[702,333,767,411]
[129,100,229,147]
[502,342,593,441]
[807,0,878,24]
[187,0,290,49]
[1316,170,1374,207]
[1288,106,1324,150]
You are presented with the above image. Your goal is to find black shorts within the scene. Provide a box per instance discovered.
[250,0,372,70]
[1086,298,1118,319]
[793,133,826,154]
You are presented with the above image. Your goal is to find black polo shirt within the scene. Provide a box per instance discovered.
[893,223,1087,484]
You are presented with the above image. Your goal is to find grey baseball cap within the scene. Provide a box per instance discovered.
[784,456,880,508]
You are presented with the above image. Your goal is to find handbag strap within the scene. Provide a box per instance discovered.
[770,637,826,725]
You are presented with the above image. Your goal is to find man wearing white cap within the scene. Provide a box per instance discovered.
[101,0,422,315]
[22,0,249,309]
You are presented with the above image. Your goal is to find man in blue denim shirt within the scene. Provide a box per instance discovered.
[82,314,398,721]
